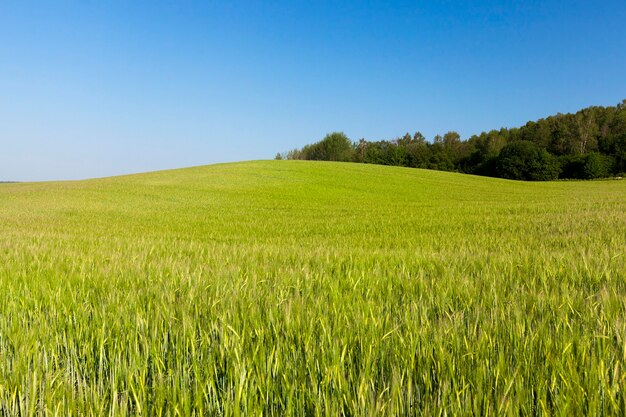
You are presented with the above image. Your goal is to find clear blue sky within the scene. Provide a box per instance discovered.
[1,1,625,181]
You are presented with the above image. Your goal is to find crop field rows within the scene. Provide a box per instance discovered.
[0,161,625,415]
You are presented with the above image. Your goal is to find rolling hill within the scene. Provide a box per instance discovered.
[1,160,625,415]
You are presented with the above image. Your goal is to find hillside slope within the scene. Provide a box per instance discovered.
[1,161,625,415]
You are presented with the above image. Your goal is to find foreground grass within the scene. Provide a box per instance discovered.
[0,160,625,416]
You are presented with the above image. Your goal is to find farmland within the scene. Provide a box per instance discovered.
[0,160,625,415]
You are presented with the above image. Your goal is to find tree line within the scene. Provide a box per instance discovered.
[277,100,626,180]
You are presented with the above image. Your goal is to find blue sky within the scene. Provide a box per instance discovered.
[1,1,625,181]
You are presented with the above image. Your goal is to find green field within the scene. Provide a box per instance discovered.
[1,160,625,416]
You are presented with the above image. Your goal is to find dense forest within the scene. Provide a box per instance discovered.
[277,100,626,180]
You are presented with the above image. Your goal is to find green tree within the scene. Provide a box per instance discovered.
[302,132,355,162]
[583,152,612,179]
[405,132,430,168]
[496,141,560,181]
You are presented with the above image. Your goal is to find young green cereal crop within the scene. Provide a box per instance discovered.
[1,160,625,415]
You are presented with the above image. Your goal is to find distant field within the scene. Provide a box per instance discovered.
[1,160,625,416]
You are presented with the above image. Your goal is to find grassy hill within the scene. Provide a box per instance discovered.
[1,160,625,415]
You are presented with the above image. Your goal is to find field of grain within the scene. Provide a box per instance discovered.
[0,160,625,416]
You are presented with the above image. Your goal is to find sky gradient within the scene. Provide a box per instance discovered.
[1,0,625,181]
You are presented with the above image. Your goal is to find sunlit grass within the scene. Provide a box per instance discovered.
[1,160,625,415]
